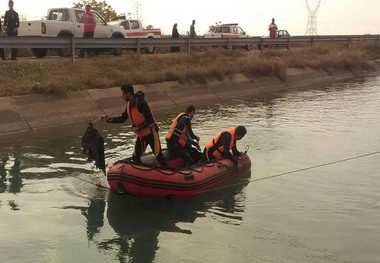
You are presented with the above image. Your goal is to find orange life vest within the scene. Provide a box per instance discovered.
[126,99,156,138]
[83,12,95,32]
[205,128,236,159]
[165,113,190,147]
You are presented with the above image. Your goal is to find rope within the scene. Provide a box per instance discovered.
[71,174,110,189]
[196,150,380,195]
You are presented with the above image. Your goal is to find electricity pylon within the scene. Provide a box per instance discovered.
[132,0,143,20]
[305,0,322,36]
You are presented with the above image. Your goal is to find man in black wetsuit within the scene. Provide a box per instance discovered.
[101,83,167,167]
[204,126,247,167]
[165,105,202,165]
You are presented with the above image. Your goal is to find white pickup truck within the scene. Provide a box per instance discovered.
[204,23,252,51]
[18,7,126,58]
[108,19,161,54]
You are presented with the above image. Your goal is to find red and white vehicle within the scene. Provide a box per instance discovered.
[109,19,161,54]
[204,23,252,51]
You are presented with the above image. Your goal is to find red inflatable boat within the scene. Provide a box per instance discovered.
[107,151,252,199]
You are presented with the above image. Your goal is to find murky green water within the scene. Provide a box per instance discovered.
[1,75,380,263]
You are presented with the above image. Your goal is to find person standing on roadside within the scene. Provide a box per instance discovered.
[268,18,278,38]
[190,20,196,38]
[80,4,96,58]
[268,18,277,49]
[4,0,19,60]
[170,23,180,53]
[0,15,6,60]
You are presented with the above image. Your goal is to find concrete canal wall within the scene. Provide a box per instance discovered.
[1,61,379,136]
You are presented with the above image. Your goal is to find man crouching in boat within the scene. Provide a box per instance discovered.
[165,105,203,166]
[101,83,168,168]
[204,126,247,168]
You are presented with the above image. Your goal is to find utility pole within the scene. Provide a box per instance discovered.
[305,0,322,36]
[132,0,143,20]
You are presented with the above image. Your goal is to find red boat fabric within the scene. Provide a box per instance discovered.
[107,154,251,199]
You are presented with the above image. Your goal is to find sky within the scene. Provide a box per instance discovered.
[5,0,380,36]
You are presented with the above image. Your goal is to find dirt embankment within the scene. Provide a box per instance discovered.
[0,44,379,135]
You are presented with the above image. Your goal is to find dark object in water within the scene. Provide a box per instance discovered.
[81,123,106,174]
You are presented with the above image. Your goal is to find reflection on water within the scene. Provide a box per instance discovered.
[0,154,23,195]
[100,176,250,263]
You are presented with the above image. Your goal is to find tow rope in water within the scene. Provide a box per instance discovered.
[196,150,380,195]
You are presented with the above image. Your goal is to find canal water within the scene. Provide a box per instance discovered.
[1,75,380,263]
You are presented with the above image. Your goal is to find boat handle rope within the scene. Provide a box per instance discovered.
[245,145,250,154]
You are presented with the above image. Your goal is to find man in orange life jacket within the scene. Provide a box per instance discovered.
[165,105,202,165]
[204,126,247,167]
[101,83,167,167]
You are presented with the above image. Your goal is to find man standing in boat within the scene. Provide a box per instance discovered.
[101,83,167,168]
[165,105,202,165]
[204,126,247,168]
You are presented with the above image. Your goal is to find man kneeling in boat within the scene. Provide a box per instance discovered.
[204,126,247,168]
[165,105,203,166]
[101,83,167,168]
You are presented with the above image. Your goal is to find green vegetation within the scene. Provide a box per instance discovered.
[0,44,379,97]
[72,0,117,21]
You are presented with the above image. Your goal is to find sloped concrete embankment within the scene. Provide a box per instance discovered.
[1,63,379,136]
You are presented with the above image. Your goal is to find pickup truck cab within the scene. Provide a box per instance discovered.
[204,23,252,51]
[108,19,161,54]
[258,29,291,50]
[18,8,126,58]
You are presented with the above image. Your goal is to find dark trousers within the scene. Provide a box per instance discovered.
[80,31,94,57]
[1,34,17,59]
[133,128,166,166]
[167,139,203,165]
[167,140,194,164]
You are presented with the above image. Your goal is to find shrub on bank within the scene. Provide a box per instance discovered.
[0,44,378,97]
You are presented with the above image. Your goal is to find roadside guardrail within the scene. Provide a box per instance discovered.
[0,34,379,64]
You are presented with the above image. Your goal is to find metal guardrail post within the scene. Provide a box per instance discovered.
[287,38,291,50]
[70,36,76,65]
[311,37,314,49]
[187,37,191,55]
[227,38,232,51]
[137,38,141,60]
[260,38,264,53]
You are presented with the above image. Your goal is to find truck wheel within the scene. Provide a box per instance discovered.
[111,48,123,56]
[57,47,72,57]
[32,48,48,58]
[144,46,155,54]
[144,37,156,54]
[245,44,252,51]
[57,34,73,57]
[111,34,123,56]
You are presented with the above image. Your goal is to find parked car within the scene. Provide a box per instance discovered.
[204,23,252,51]
[108,19,161,54]
[257,29,291,50]
[18,7,126,58]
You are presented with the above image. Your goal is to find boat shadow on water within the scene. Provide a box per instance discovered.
[83,170,251,263]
